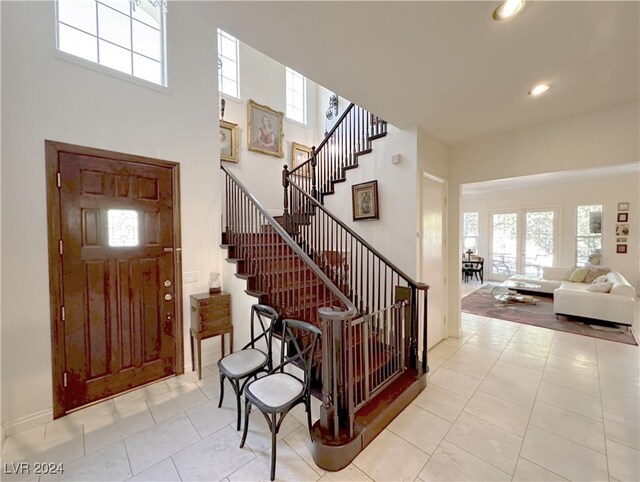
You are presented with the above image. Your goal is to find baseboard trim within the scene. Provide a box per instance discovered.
[3,408,53,437]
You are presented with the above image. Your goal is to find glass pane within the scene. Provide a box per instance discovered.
[221,77,237,98]
[108,209,139,247]
[525,211,554,277]
[132,20,161,60]
[463,236,478,253]
[222,60,237,82]
[463,212,478,237]
[58,24,98,62]
[99,40,131,74]
[98,0,130,15]
[98,3,131,49]
[577,205,602,236]
[491,213,517,276]
[58,0,97,35]
[576,237,602,267]
[220,36,236,59]
[133,54,161,84]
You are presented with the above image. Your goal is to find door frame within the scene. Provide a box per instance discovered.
[45,140,184,418]
[420,172,448,347]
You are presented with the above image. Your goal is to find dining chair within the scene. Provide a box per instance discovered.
[217,304,279,431]
[239,319,321,481]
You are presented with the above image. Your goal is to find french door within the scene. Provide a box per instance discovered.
[489,209,558,280]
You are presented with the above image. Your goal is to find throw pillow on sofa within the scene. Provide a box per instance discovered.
[568,268,590,283]
[592,274,608,284]
[586,282,613,293]
[584,266,611,284]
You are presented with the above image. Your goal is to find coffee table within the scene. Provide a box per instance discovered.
[491,281,541,304]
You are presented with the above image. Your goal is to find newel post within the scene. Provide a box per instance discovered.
[282,164,290,216]
[311,146,318,202]
[318,306,353,437]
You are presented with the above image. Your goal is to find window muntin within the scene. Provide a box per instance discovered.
[462,212,479,255]
[576,205,603,266]
[286,67,307,124]
[56,0,166,86]
[217,29,239,98]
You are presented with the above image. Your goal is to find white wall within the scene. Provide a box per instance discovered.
[1,1,221,430]
[223,40,321,213]
[447,102,640,336]
[322,125,420,278]
[417,128,452,337]
[461,174,640,290]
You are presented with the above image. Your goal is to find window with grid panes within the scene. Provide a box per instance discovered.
[56,0,167,86]
[217,29,239,98]
[285,67,306,124]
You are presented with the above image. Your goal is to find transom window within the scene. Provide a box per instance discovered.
[55,0,167,86]
[576,205,603,266]
[285,67,307,124]
[218,29,239,98]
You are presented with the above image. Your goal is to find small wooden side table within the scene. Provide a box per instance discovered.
[190,291,233,380]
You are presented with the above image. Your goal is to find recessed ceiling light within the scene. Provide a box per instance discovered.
[493,0,525,21]
[528,83,550,97]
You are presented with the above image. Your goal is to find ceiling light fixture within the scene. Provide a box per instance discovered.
[492,0,525,21]
[528,83,550,97]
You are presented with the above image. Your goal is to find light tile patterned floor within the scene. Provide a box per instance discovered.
[2,312,639,482]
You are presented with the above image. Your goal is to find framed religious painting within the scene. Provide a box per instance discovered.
[219,120,239,163]
[352,180,379,221]
[291,142,313,177]
[247,99,284,158]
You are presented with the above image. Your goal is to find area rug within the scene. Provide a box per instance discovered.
[462,285,637,346]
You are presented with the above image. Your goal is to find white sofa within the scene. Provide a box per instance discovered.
[507,267,636,326]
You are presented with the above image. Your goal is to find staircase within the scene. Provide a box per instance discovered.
[221,103,429,471]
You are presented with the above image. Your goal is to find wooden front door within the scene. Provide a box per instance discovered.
[46,141,183,417]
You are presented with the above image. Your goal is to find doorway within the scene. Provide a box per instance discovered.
[489,208,558,280]
[421,174,447,349]
[46,141,183,418]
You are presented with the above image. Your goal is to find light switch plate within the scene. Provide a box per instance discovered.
[183,271,198,283]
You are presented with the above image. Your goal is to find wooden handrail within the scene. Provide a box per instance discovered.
[290,103,356,176]
[221,164,357,315]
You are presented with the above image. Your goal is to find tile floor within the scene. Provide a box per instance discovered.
[2,311,639,482]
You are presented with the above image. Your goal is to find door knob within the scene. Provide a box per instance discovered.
[164,293,173,301]
[164,280,172,287]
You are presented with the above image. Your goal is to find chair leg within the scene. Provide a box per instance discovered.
[306,400,313,441]
[240,400,251,448]
[270,412,277,481]
[218,374,225,408]
[235,384,242,431]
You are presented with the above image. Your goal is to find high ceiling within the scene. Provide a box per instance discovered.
[199,1,639,145]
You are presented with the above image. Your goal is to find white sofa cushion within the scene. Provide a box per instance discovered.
[554,287,634,325]
[607,271,636,298]
[586,282,613,293]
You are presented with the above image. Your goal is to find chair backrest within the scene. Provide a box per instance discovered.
[276,319,321,390]
[247,304,279,356]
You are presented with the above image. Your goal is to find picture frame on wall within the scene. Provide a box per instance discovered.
[352,180,379,221]
[617,202,629,211]
[616,244,628,254]
[291,142,313,177]
[219,120,239,163]
[247,99,284,158]
[617,212,628,223]
[617,237,627,243]
[616,224,629,236]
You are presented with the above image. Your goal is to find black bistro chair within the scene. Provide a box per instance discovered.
[240,319,321,481]
[217,304,279,431]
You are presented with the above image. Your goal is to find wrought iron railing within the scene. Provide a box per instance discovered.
[221,165,355,327]
[288,103,387,203]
